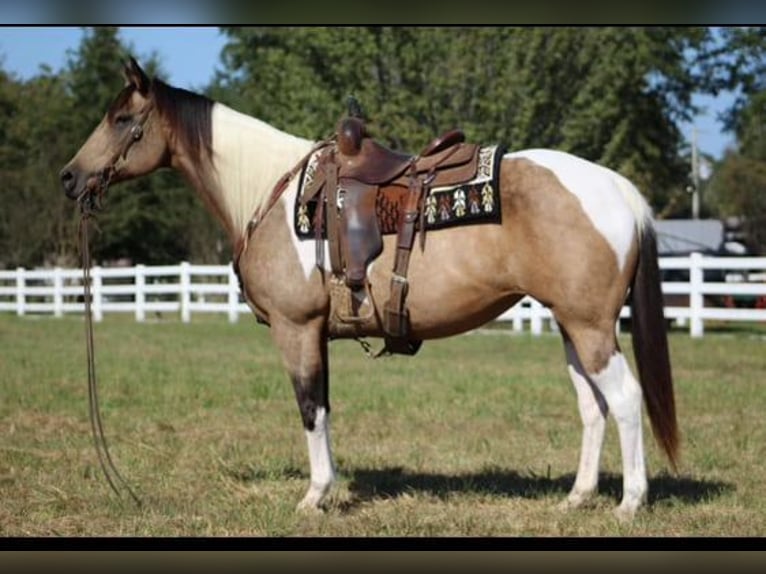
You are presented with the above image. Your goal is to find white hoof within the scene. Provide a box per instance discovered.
[613,488,646,522]
[612,503,638,523]
[296,484,330,513]
[558,489,597,511]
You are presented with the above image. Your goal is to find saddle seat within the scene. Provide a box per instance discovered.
[335,117,467,185]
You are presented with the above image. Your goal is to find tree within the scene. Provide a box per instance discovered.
[0,64,80,267]
[0,27,227,268]
[704,28,766,254]
[64,28,226,265]
[212,27,717,215]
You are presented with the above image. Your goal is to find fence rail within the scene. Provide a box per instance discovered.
[2,253,766,337]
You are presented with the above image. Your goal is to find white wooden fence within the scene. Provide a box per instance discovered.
[2,253,766,337]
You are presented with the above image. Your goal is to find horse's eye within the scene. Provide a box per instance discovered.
[114,114,132,126]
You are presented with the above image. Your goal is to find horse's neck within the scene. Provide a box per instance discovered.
[181,103,314,243]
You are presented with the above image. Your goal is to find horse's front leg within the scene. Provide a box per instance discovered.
[270,315,336,511]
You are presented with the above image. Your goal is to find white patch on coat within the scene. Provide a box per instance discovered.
[282,181,330,280]
[505,149,651,271]
[210,103,313,238]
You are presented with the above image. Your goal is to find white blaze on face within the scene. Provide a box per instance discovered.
[505,149,650,271]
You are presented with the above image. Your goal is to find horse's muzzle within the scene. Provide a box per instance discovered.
[60,166,100,201]
[60,166,82,200]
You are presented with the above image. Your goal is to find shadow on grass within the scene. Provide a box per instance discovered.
[219,462,734,511]
[344,466,734,509]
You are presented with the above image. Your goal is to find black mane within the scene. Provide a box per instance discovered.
[152,79,214,165]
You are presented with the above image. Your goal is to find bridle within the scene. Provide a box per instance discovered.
[78,102,154,215]
[77,103,154,506]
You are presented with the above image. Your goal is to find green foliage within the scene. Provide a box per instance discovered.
[65,27,127,137]
[212,27,713,212]
[706,154,766,254]
[0,27,224,268]
[92,170,227,265]
[3,26,766,267]
[0,69,80,267]
[705,29,766,254]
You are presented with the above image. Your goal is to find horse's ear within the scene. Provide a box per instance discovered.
[123,56,150,95]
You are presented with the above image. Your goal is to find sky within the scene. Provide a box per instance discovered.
[0,27,226,91]
[0,26,738,162]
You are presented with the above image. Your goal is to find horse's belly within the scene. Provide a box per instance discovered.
[357,230,522,339]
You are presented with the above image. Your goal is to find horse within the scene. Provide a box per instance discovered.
[60,57,677,521]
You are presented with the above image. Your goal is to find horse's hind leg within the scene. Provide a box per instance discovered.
[558,332,608,510]
[270,316,336,511]
[560,322,647,520]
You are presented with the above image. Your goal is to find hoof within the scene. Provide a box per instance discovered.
[296,498,326,514]
[296,485,330,513]
[558,490,596,511]
[612,503,638,524]
[612,489,646,523]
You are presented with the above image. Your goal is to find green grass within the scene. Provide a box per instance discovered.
[1,314,764,536]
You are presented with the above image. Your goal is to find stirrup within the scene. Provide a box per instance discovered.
[330,276,376,324]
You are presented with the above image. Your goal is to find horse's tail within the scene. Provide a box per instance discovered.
[630,219,679,470]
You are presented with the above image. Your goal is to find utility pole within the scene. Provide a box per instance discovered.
[691,126,701,220]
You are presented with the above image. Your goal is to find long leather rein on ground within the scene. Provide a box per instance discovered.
[79,211,141,507]
[75,110,152,507]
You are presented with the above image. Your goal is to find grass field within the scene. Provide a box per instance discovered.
[1,314,764,537]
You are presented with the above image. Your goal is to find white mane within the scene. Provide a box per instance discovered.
[210,103,314,238]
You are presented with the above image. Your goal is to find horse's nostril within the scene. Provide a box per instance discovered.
[60,168,78,195]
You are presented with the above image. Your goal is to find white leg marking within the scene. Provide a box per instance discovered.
[297,407,337,511]
[588,352,647,520]
[560,340,608,510]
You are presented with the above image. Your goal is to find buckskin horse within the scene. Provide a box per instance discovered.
[60,58,677,520]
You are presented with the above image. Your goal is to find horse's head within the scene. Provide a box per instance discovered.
[60,57,170,201]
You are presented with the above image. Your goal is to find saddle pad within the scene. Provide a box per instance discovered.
[294,144,506,240]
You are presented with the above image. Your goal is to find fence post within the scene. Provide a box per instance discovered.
[689,252,704,338]
[92,266,103,322]
[530,298,543,336]
[228,264,239,323]
[512,307,523,333]
[135,264,146,322]
[53,267,63,318]
[180,261,191,323]
[16,267,25,316]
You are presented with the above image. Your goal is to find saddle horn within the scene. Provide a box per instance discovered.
[338,96,369,156]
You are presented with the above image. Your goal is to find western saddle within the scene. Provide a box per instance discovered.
[300,108,482,355]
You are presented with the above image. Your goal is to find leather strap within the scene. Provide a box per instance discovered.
[383,163,426,340]
[325,154,343,276]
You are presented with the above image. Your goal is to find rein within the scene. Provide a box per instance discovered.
[75,108,153,507]
[79,211,141,507]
